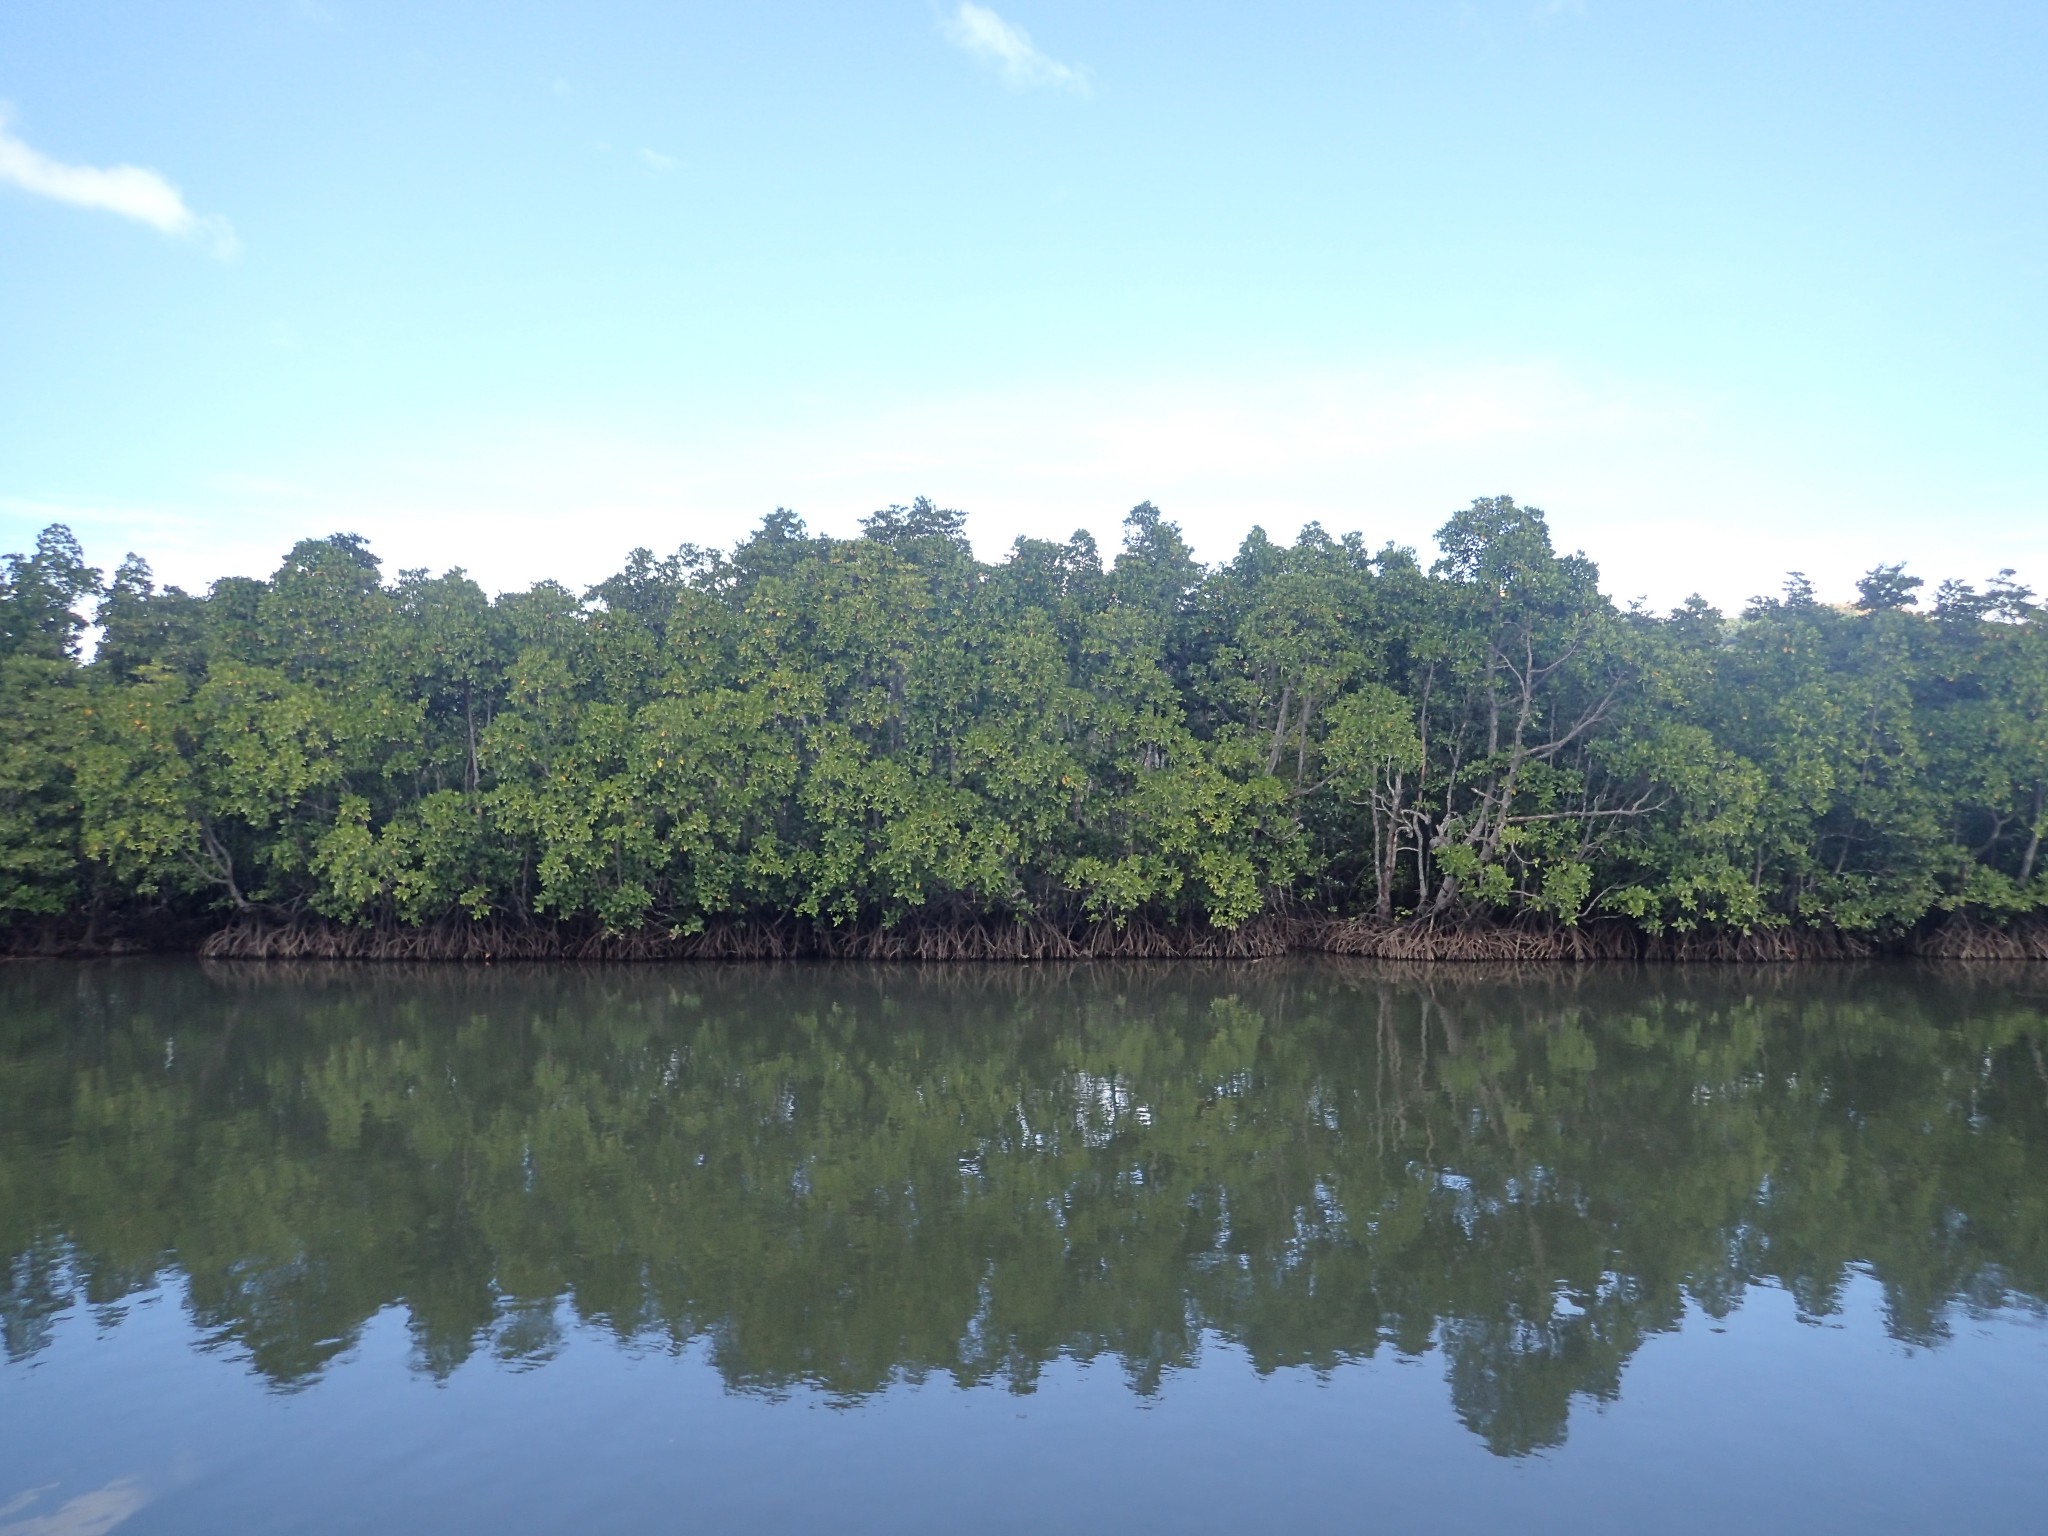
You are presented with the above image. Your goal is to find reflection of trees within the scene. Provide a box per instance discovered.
[3,961,2045,1455]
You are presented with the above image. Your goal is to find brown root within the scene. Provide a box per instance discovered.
[1295,916,1882,962]
[177,911,2002,964]
[1907,915,2048,961]
[193,913,1301,964]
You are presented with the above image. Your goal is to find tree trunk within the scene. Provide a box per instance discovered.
[1267,685,1293,774]
[2020,784,2044,886]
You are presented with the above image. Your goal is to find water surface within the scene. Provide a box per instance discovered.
[4,960,2046,1532]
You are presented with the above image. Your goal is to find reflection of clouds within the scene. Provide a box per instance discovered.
[0,1480,148,1536]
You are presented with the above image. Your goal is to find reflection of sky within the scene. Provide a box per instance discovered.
[5,1272,2044,1534]
[2,4,2045,613]
[0,1478,146,1536]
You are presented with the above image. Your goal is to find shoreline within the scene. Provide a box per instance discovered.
[8,914,2047,963]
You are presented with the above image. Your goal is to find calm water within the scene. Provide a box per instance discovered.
[3,961,2046,1533]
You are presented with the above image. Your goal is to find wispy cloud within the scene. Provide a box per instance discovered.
[941,4,1088,93]
[0,107,237,256]
[639,147,678,172]
[7,364,1744,608]
[19,364,2040,620]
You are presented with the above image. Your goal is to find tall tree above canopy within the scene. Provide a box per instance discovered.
[0,525,100,661]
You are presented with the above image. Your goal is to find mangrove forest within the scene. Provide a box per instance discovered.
[2,496,2044,959]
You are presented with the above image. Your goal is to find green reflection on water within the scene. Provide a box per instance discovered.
[4,960,2046,1456]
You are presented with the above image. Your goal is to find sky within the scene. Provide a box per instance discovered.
[2,0,2044,613]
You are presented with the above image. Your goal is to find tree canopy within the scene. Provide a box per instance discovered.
[3,498,2044,947]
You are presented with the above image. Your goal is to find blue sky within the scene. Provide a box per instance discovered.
[2,0,2043,610]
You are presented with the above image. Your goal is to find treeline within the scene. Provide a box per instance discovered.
[2,496,2045,955]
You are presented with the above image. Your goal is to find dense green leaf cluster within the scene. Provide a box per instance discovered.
[3,498,2043,938]
[4,962,2044,1455]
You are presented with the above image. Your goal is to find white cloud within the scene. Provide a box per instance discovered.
[941,4,1088,93]
[0,106,237,256]
[21,361,2041,618]
[640,147,678,172]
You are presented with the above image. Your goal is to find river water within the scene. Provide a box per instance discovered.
[3,960,2045,1533]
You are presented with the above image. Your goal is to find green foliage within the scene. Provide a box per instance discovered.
[0,525,99,662]
[0,658,90,917]
[2,501,2045,938]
